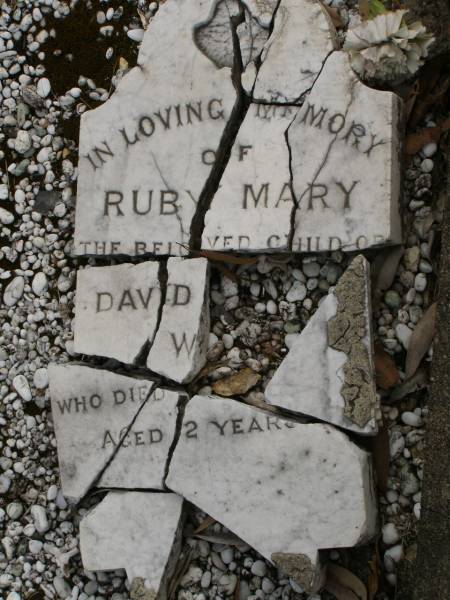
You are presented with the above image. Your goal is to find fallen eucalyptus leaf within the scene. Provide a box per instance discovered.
[372,246,404,292]
[373,422,390,493]
[326,564,367,600]
[212,367,261,397]
[389,368,429,403]
[405,302,437,378]
[374,344,400,390]
[194,515,216,534]
[406,116,450,154]
[323,5,343,28]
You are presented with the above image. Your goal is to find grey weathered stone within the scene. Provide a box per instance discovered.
[49,364,181,501]
[147,258,210,383]
[80,491,184,598]
[166,394,377,591]
[266,255,380,435]
[73,261,161,365]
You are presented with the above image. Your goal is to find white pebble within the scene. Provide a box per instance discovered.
[251,560,267,577]
[420,158,434,173]
[31,504,49,533]
[32,271,48,295]
[0,207,14,224]
[3,276,24,306]
[422,142,437,157]
[34,367,49,389]
[401,411,423,427]
[382,522,399,545]
[395,323,412,350]
[37,77,51,98]
[127,29,145,42]
[12,374,31,401]
[385,543,404,563]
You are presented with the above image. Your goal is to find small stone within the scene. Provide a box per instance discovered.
[0,207,14,225]
[302,261,320,278]
[32,272,48,295]
[13,375,31,401]
[420,158,433,173]
[127,28,145,42]
[395,324,413,350]
[34,368,49,389]
[422,142,437,157]
[251,560,267,577]
[3,276,24,306]
[414,273,427,292]
[384,290,400,310]
[401,411,423,427]
[15,129,31,154]
[286,281,307,302]
[6,502,23,520]
[31,505,49,533]
[37,77,51,98]
[382,523,399,545]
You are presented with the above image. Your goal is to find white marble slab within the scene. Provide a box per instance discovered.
[74,0,237,258]
[166,394,377,591]
[246,0,337,103]
[73,261,161,365]
[202,103,295,252]
[49,364,180,501]
[80,491,184,599]
[147,258,210,383]
[289,51,402,252]
[266,256,379,435]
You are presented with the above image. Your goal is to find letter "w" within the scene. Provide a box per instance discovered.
[170,332,197,357]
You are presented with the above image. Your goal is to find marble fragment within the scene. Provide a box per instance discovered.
[202,103,295,252]
[73,261,161,364]
[74,0,237,258]
[266,256,379,434]
[289,51,402,252]
[49,364,181,501]
[80,491,184,599]
[147,258,210,383]
[246,0,337,103]
[167,394,377,591]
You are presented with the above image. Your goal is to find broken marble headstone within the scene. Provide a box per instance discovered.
[193,0,272,69]
[202,102,295,252]
[80,491,184,599]
[289,51,402,252]
[266,255,380,435]
[49,364,181,501]
[244,0,337,102]
[73,261,161,364]
[147,257,210,383]
[74,0,237,258]
[166,394,377,591]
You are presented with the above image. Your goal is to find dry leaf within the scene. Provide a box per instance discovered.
[374,344,400,390]
[373,422,390,493]
[389,368,429,403]
[405,116,450,154]
[327,564,368,600]
[212,367,261,397]
[405,302,437,378]
[372,246,404,292]
[323,5,343,28]
[367,553,379,600]
[180,245,258,265]
[194,515,216,534]
[358,0,370,20]
[191,531,247,548]
[325,579,359,600]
